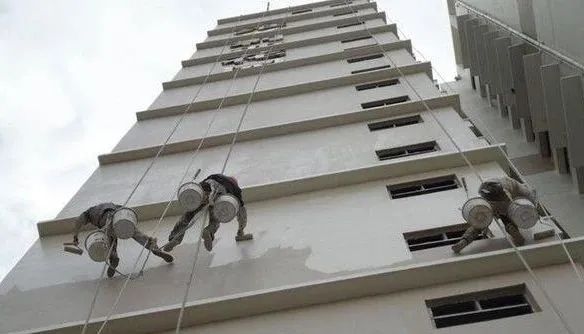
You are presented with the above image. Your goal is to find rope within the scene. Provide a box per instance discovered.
[343,1,577,333]
[173,11,291,334]
[93,11,288,333]
[389,16,584,286]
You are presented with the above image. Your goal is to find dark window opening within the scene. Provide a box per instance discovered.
[356,79,399,91]
[404,224,489,251]
[341,35,372,43]
[368,115,422,131]
[426,285,536,328]
[347,54,384,63]
[361,95,409,109]
[334,11,353,17]
[376,141,439,161]
[351,65,391,74]
[387,174,459,199]
[292,8,312,15]
[337,21,365,29]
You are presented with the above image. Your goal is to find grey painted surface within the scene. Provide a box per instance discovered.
[456,14,470,68]
[494,36,513,107]
[484,30,501,96]
[475,25,490,86]
[560,75,584,192]
[541,64,567,150]
[1,163,518,333]
[508,43,529,130]
[523,52,547,132]
[464,18,479,77]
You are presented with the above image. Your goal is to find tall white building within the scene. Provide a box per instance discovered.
[2,1,584,333]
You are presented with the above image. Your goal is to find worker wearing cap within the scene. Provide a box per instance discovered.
[452,176,537,254]
[165,174,252,252]
[70,202,173,277]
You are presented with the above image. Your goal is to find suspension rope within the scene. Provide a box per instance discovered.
[173,11,291,334]
[388,15,584,286]
[343,2,577,333]
[93,11,288,333]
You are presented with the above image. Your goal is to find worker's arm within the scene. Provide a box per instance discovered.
[235,206,253,241]
[452,226,485,254]
[72,212,89,245]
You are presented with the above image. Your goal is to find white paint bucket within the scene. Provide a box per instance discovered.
[178,182,205,211]
[462,197,494,229]
[213,194,240,223]
[508,198,538,229]
[85,231,110,262]
[112,207,137,239]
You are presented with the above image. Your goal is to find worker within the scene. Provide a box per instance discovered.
[452,176,537,253]
[71,202,174,277]
[164,174,253,252]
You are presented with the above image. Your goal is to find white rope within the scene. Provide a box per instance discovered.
[93,12,290,333]
[343,2,577,333]
[389,15,584,286]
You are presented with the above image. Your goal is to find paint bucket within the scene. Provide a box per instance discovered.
[508,198,538,229]
[178,182,205,211]
[213,194,240,223]
[112,207,137,239]
[85,230,110,262]
[462,197,494,229]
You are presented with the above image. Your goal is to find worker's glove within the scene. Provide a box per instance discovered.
[73,236,79,246]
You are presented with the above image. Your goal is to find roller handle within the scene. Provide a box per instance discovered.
[64,244,84,255]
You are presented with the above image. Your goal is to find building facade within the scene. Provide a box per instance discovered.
[2,1,584,333]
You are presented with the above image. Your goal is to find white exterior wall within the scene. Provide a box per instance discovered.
[2,1,583,333]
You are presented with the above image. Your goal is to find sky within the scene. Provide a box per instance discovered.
[0,0,456,282]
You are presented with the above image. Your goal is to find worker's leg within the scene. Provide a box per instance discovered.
[235,206,253,242]
[133,229,173,263]
[202,212,220,251]
[500,215,525,246]
[452,226,484,254]
[107,238,119,278]
[165,206,203,251]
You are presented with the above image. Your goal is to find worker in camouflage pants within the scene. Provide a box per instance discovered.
[165,174,252,252]
[452,176,538,253]
[71,202,173,277]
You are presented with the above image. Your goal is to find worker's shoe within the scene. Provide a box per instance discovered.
[202,229,214,251]
[152,249,174,263]
[235,232,253,242]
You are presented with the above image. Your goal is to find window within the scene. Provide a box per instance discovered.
[337,21,364,29]
[355,79,399,91]
[361,95,409,109]
[333,11,353,17]
[404,224,489,251]
[426,285,537,328]
[341,35,372,44]
[387,174,459,199]
[376,141,439,161]
[351,65,391,74]
[292,8,312,15]
[330,1,353,7]
[347,54,383,63]
[368,115,422,131]
[465,120,484,138]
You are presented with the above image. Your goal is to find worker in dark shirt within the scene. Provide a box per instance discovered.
[71,202,173,277]
[165,174,252,252]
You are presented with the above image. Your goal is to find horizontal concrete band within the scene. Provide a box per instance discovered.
[198,11,385,50]
[217,0,354,25]
[138,61,432,121]
[38,144,506,237]
[20,236,584,334]
[101,94,460,165]
[166,39,410,90]
[183,23,396,67]
[208,2,376,36]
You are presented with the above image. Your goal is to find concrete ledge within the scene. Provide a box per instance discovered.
[101,94,459,165]
[39,144,502,237]
[217,0,354,25]
[208,2,377,37]
[197,11,386,50]
[138,61,432,121]
[183,24,396,67]
[20,236,584,334]
[166,39,410,90]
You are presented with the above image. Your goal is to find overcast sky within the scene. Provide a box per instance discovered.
[0,0,455,281]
